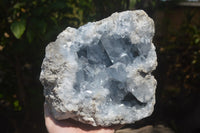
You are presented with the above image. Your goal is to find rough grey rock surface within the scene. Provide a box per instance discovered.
[40,10,157,126]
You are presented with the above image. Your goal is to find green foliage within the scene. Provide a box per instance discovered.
[155,8,200,132]
[161,11,200,92]
[0,0,95,132]
[10,19,26,39]
[13,100,22,111]
[0,0,130,132]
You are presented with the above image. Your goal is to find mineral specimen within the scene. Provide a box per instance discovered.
[40,10,157,126]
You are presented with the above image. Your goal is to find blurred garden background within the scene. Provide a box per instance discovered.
[0,0,200,133]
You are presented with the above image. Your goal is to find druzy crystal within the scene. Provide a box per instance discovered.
[40,10,157,126]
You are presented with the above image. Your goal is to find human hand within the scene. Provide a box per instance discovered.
[44,103,115,133]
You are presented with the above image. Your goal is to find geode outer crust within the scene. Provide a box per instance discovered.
[40,10,157,126]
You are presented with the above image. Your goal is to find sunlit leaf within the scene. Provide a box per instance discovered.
[195,38,200,44]
[10,19,26,39]
[13,2,25,9]
[192,60,196,64]
[13,100,19,107]
[13,100,22,111]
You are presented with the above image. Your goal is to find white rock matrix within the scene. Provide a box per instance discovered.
[40,10,157,126]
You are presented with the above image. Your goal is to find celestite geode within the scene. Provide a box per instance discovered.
[40,10,157,126]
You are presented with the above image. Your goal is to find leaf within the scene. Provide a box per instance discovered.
[195,38,200,44]
[10,19,26,39]
[30,18,47,34]
[37,20,47,34]
[13,100,19,107]
[13,2,25,9]
[26,29,34,43]
[51,1,66,10]
[13,100,22,111]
